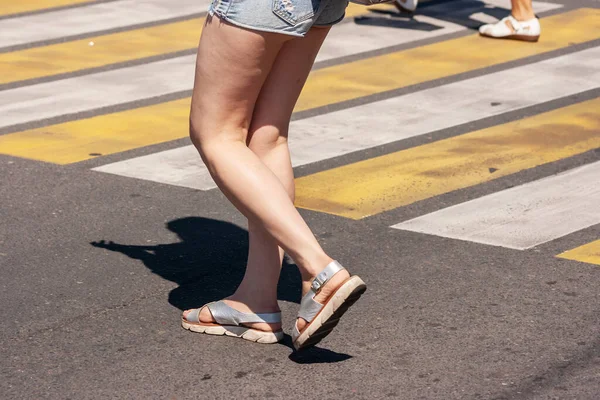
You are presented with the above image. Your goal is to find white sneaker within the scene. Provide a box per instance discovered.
[479,15,541,42]
[394,0,418,12]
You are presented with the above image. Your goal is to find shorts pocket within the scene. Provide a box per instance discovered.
[272,0,318,25]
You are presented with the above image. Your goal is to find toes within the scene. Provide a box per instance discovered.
[199,306,215,324]
[296,318,307,332]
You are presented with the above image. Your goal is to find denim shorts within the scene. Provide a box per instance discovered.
[208,0,350,37]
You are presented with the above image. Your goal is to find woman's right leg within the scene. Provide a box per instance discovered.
[243,27,352,334]
[189,17,336,303]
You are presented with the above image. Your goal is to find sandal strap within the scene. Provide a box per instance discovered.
[297,260,345,323]
[505,15,522,32]
[310,260,345,293]
[208,301,281,325]
[185,307,202,323]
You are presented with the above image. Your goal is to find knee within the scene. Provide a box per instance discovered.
[189,117,249,173]
[247,124,288,158]
[189,113,215,151]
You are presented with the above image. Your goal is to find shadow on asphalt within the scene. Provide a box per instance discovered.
[282,334,353,364]
[91,216,302,310]
[91,216,353,364]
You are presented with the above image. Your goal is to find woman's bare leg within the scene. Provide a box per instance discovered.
[243,27,350,332]
[186,18,347,330]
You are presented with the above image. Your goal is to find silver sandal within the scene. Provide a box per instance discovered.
[292,261,367,351]
[182,301,284,344]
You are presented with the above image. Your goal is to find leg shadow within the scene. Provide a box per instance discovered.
[91,216,302,310]
[279,334,353,364]
[92,216,354,364]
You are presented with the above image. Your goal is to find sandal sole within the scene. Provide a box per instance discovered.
[293,276,367,351]
[479,32,540,42]
[181,320,284,344]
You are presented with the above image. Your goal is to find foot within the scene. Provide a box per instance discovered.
[183,297,282,333]
[479,15,540,42]
[394,0,418,12]
[295,268,351,332]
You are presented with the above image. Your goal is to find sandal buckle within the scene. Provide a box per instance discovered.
[311,278,323,293]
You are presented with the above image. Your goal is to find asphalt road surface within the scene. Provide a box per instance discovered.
[1,0,599,398]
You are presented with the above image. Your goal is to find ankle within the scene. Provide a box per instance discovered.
[229,288,279,311]
[299,256,335,282]
[511,10,535,21]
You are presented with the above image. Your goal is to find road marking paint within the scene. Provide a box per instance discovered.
[6,0,518,120]
[92,48,600,191]
[0,0,212,49]
[0,0,563,91]
[294,8,600,111]
[0,0,91,17]
[0,3,376,86]
[294,98,600,219]
[0,0,562,85]
[0,9,596,163]
[0,18,205,86]
[392,161,600,250]
[557,240,600,266]
[0,14,467,127]
[0,56,197,129]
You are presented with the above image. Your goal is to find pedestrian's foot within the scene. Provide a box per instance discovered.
[394,0,418,12]
[293,261,367,350]
[295,269,351,333]
[479,15,540,42]
[182,298,282,333]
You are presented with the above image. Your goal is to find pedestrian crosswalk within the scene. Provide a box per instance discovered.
[0,0,598,263]
[2,7,596,161]
[295,97,600,219]
[94,48,600,191]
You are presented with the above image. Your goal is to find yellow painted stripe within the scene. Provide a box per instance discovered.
[294,98,600,219]
[0,0,91,17]
[0,9,597,164]
[557,240,600,266]
[0,3,373,86]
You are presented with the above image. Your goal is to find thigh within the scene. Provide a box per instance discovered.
[248,26,331,143]
[189,15,290,147]
[247,27,330,194]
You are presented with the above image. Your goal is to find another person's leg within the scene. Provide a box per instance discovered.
[511,0,536,20]
[479,0,540,42]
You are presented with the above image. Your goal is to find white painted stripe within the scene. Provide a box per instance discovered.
[0,0,561,129]
[0,0,212,49]
[93,47,600,190]
[0,55,196,128]
[392,161,600,250]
